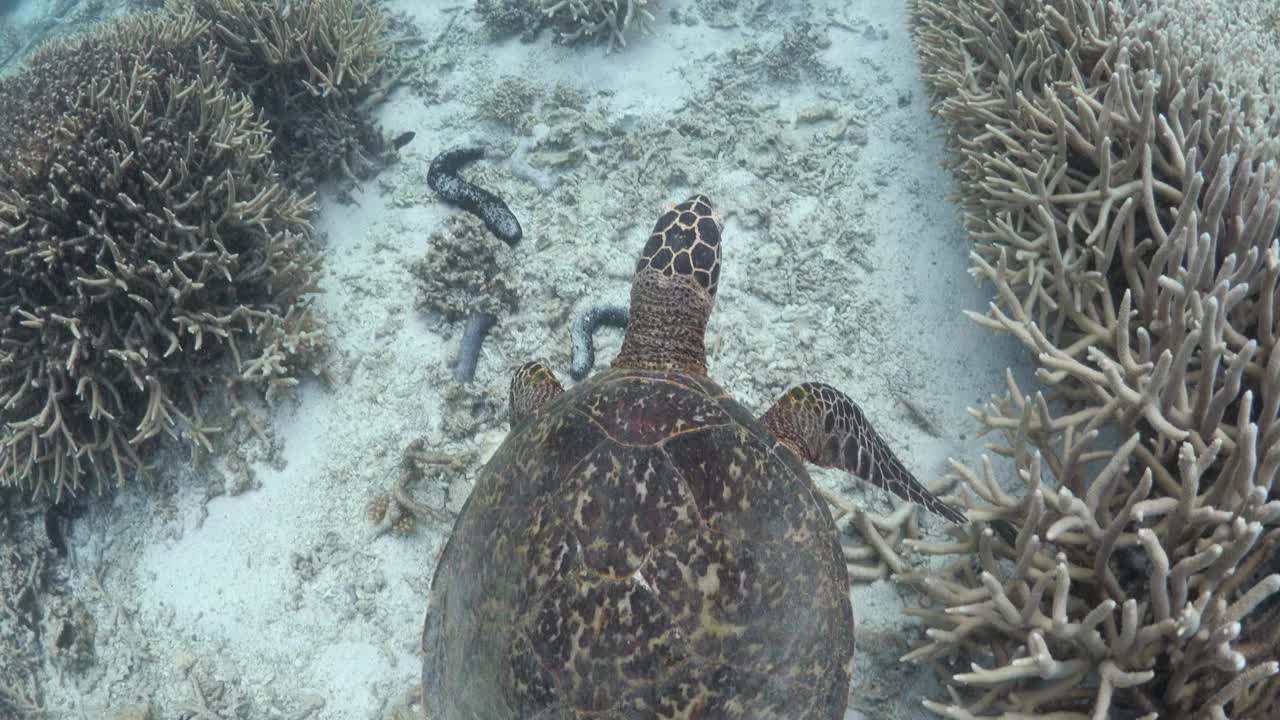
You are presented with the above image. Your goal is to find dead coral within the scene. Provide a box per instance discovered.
[541,0,658,51]
[0,15,324,500]
[904,0,1280,717]
[762,20,831,83]
[471,74,541,129]
[41,595,96,672]
[0,494,49,718]
[368,438,471,539]
[410,214,519,324]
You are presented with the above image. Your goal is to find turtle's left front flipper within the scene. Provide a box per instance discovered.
[509,360,564,427]
[761,382,968,525]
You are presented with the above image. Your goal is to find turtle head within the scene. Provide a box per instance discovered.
[613,194,722,376]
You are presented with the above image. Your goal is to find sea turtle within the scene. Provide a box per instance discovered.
[421,194,967,719]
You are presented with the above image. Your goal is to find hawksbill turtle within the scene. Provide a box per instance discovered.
[421,194,968,719]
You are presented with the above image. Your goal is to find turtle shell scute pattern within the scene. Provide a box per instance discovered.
[422,369,854,720]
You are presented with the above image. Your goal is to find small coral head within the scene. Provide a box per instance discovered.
[613,194,722,376]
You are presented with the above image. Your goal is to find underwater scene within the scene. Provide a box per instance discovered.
[1,0,1278,718]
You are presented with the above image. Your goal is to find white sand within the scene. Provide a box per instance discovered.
[36,1,1038,718]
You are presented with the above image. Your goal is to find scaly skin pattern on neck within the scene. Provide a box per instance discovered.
[612,193,722,377]
[613,271,711,376]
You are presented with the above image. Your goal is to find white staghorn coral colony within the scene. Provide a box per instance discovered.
[541,0,657,50]
[904,0,1280,718]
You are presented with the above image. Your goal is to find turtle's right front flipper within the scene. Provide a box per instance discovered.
[761,382,968,525]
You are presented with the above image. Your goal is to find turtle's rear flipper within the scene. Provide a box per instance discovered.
[761,382,968,526]
[510,360,564,427]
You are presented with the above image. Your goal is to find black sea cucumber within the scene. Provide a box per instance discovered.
[570,304,629,381]
[453,310,498,383]
[428,146,522,245]
[44,500,78,557]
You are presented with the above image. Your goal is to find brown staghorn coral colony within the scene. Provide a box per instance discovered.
[0,0,385,503]
[902,0,1280,718]
[174,0,388,186]
[179,0,384,106]
[0,14,319,500]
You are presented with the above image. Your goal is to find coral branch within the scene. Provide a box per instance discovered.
[904,0,1280,717]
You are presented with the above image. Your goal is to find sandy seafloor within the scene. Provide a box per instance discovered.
[1,0,1087,717]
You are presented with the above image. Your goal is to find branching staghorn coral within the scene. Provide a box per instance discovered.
[903,0,1280,717]
[0,15,325,501]
[171,0,389,186]
[541,0,658,51]
[174,0,384,108]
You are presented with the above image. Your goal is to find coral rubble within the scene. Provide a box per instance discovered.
[0,491,48,716]
[0,14,324,500]
[904,0,1280,717]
